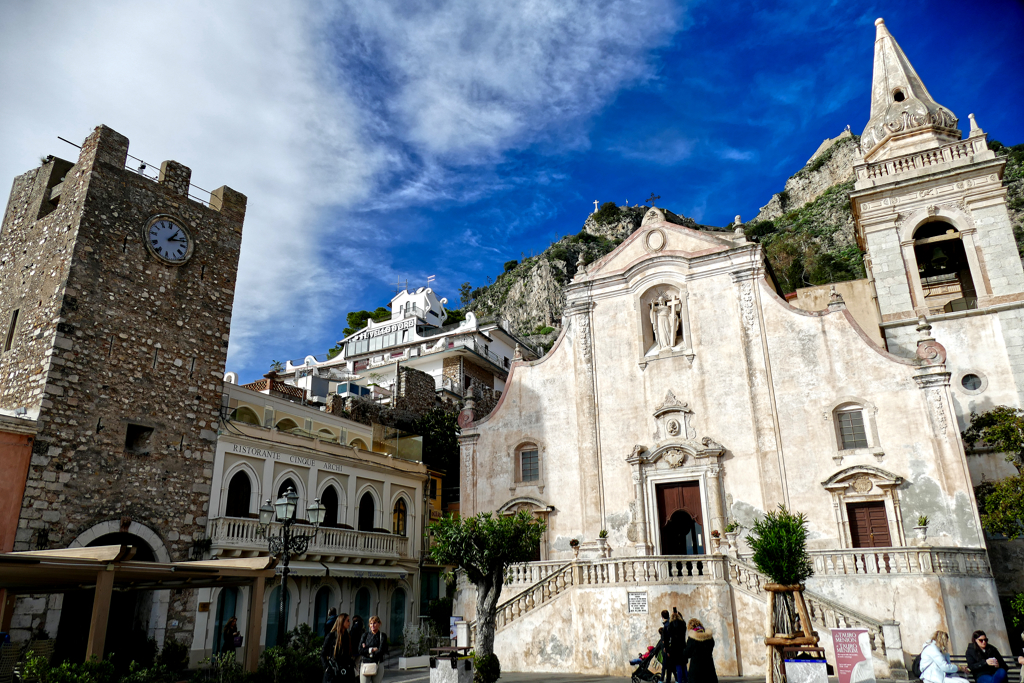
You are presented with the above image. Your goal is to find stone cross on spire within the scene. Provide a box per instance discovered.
[860,18,960,160]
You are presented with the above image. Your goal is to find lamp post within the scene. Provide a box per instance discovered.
[258,486,325,646]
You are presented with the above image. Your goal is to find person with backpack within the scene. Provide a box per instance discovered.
[919,631,969,683]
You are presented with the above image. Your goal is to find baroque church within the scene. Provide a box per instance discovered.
[454,18,1020,678]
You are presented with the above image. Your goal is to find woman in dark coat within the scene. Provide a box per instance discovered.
[322,613,356,683]
[221,617,239,656]
[682,618,718,683]
[358,615,389,683]
[667,612,688,683]
[965,630,1008,683]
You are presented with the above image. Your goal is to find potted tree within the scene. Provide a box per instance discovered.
[747,505,816,683]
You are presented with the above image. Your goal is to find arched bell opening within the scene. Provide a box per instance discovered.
[913,221,977,312]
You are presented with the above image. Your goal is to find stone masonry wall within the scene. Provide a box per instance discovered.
[394,366,437,415]
[463,358,493,391]
[0,125,246,644]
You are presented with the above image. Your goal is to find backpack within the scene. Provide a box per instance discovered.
[911,653,923,679]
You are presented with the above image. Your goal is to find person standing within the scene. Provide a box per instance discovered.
[325,608,338,636]
[920,631,969,683]
[682,618,718,683]
[350,615,365,669]
[965,631,1008,683]
[667,612,688,683]
[660,610,675,683]
[322,613,356,683]
[358,615,389,683]
[221,617,240,657]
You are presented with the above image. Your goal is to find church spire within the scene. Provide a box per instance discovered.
[860,18,959,160]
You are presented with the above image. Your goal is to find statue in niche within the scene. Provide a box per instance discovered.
[648,294,682,354]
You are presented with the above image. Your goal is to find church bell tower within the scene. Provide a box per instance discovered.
[850,19,1024,407]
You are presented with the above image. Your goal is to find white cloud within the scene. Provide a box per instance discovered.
[0,1,383,371]
[333,0,682,161]
[0,0,683,378]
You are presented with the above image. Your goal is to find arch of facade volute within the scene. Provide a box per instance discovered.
[821,464,906,548]
[54,520,173,642]
[271,468,308,509]
[221,460,263,517]
[497,496,553,559]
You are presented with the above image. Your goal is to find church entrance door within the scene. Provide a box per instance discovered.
[655,481,704,555]
[847,502,891,547]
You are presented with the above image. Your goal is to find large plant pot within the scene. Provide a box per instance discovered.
[430,657,474,683]
[399,655,431,670]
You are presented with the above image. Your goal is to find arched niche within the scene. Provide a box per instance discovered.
[634,281,694,367]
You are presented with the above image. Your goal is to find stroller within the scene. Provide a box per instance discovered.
[630,638,664,683]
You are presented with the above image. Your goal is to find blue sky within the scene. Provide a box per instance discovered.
[2,0,1022,382]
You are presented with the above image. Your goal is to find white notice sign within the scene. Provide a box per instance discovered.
[627,591,648,614]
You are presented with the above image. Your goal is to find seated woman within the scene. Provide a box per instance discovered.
[965,631,1008,683]
[920,631,969,683]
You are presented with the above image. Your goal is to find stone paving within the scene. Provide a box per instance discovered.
[379,671,769,682]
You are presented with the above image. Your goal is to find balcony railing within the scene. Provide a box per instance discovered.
[208,516,411,563]
[807,547,991,577]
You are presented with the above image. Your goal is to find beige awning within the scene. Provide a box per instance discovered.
[284,560,410,580]
[0,546,275,672]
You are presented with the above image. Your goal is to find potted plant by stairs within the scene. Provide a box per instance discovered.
[723,520,741,557]
[710,529,722,555]
[596,529,609,558]
[914,515,929,541]
[747,505,816,683]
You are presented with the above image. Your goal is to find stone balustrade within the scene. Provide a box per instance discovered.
[207,516,410,562]
[857,137,988,183]
[807,547,991,577]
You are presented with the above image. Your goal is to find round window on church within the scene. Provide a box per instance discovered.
[961,374,982,391]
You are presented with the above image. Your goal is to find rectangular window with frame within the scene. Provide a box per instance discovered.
[838,410,869,449]
[4,308,20,352]
[520,449,539,482]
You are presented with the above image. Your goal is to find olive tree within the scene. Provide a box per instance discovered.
[427,510,546,666]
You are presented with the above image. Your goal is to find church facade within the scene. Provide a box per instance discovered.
[455,19,1018,678]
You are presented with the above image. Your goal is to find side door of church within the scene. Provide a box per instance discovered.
[847,502,892,548]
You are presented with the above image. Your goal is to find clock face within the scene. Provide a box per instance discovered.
[144,217,192,264]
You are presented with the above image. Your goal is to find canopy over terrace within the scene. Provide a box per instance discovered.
[0,545,276,672]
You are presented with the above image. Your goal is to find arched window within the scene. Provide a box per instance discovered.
[276,418,300,432]
[514,443,541,485]
[836,406,869,450]
[230,407,261,425]
[393,499,407,537]
[225,471,252,518]
[350,438,368,450]
[321,486,339,527]
[358,492,376,531]
[213,587,239,654]
[266,585,291,646]
[354,587,371,623]
[389,588,406,645]
[913,221,977,312]
[313,586,332,636]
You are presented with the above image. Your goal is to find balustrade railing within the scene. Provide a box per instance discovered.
[208,516,409,559]
[808,547,990,577]
[859,138,988,182]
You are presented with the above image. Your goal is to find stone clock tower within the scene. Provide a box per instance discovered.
[0,125,246,647]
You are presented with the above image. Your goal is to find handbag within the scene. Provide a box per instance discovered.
[233,634,243,648]
[360,662,378,676]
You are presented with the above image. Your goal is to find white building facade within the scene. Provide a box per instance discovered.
[188,380,428,664]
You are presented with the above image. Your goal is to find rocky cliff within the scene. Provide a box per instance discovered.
[463,136,1023,351]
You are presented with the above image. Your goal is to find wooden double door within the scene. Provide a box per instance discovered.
[656,481,705,555]
[847,501,892,548]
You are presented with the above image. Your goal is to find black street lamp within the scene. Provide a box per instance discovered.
[258,486,325,646]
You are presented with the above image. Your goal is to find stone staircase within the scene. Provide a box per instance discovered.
[490,555,898,673]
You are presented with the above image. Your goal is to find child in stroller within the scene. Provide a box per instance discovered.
[631,636,665,683]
